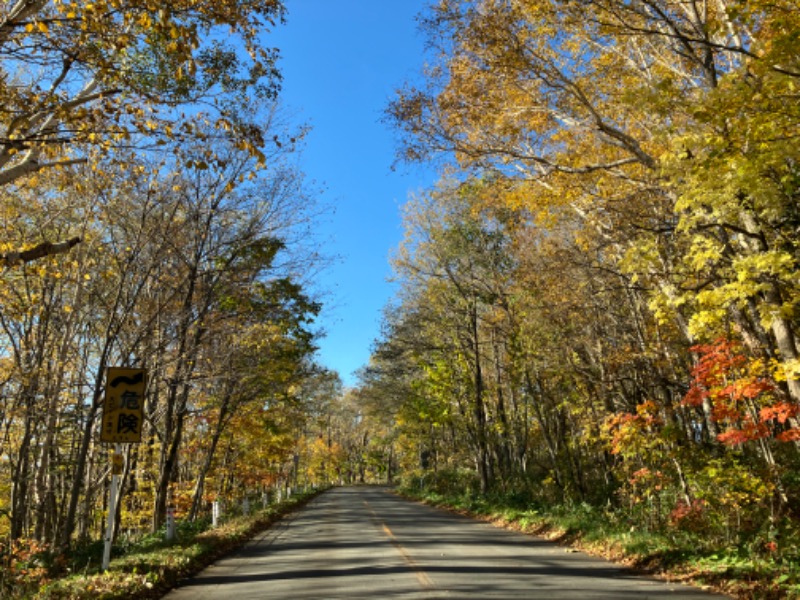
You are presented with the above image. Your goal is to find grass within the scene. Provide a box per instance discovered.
[8,483,798,599]
[399,485,800,600]
[10,490,321,600]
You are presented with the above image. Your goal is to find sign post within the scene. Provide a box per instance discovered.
[102,445,122,571]
[101,367,146,571]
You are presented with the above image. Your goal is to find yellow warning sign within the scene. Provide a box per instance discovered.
[101,367,146,443]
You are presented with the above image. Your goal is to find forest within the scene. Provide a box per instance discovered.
[0,0,346,589]
[357,0,800,596]
[1,0,799,598]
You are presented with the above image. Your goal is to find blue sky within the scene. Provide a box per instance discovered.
[270,1,436,387]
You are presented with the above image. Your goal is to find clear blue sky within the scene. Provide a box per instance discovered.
[270,1,436,387]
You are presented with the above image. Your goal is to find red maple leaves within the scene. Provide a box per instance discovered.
[683,338,800,445]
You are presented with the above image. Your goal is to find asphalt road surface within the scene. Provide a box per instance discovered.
[164,486,726,599]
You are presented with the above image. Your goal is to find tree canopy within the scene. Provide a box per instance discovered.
[363,0,800,580]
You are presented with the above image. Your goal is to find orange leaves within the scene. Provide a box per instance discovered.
[717,423,769,446]
[0,538,53,595]
[759,402,799,424]
[605,412,643,455]
[669,499,707,531]
[777,428,800,442]
[683,337,800,445]
[683,339,766,409]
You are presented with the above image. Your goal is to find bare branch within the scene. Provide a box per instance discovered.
[0,156,87,186]
[2,236,82,267]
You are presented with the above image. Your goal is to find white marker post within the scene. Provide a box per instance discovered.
[212,500,220,527]
[102,445,122,571]
[165,506,176,541]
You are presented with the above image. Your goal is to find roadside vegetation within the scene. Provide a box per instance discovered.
[0,1,340,594]
[2,490,320,600]
[399,474,797,600]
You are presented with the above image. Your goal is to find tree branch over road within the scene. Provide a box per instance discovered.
[1,236,81,267]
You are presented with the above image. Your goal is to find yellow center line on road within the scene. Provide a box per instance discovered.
[363,500,436,590]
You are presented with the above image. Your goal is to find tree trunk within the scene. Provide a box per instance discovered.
[10,410,34,539]
[189,398,231,521]
[153,388,187,531]
[58,373,103,551]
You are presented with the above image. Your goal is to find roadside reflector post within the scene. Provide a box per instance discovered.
[165,506,176,541]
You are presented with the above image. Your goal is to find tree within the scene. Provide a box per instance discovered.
[378,0,800,540]
[390,181,537,493]
[388,0,800,405]
[185,261,321,521]
[0,0,284,187]
[0,99,324,550]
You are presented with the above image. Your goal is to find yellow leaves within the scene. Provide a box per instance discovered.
[777,358,800,383]
[694,458,774,511]
[215,118,232,133]
[734,251,794,284]
[687,306,728,340]
[25,21,49,34]
[184,159,208,170]
[137,13,153,28]
[126,105,145,118]
[686,236,723,272]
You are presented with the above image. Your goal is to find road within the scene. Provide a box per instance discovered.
[164,486,726,599]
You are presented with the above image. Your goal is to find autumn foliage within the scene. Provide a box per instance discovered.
[684,339,800,445]
[363,0,800,587]
[2,0,800,595]
[0,2,353,595]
